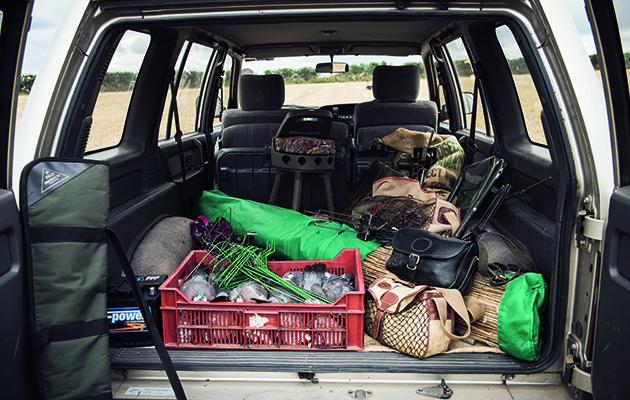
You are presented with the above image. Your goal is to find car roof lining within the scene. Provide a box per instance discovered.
[196,19,449,58]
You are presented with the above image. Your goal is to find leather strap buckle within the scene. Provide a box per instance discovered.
[407,253,420,270]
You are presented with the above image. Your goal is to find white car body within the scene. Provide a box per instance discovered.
[3,0,628,398]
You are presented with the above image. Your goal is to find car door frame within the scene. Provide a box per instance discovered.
[0,1,39,398]
[583,0,630,398]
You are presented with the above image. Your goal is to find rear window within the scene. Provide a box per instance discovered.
[87,31,150,152]
[444,38,491,136]
[242,55,427,107]
[496,25,546,146]
[159,41,216,140]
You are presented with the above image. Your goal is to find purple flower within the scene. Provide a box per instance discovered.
[190,216,233,250]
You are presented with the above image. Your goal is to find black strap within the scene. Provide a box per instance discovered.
[166,68,192,217]
[466,63,482,165]
[167,68,187,186]
[107,229,187,400]
[32,318,109,352]
[29,226,107,243]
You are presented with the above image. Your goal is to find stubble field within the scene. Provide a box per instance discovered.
[18,73,613,148]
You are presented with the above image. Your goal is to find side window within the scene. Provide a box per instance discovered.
[87,31,150,152]
[496,25,546,146]
[444,38,491,136]
[159,42,215,140]
[614,0,630,99]
[216,55,233,127]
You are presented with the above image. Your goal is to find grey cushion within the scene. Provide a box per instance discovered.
[130,216,193,276]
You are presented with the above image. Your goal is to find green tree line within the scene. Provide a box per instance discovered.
[20,70,205,94]
[263,61,426,84]
[453,57,529,76]
[20,74,36,93]
[99,70,204,92]
[18,54,630,93]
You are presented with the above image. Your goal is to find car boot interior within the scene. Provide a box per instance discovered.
[50,4,572,376]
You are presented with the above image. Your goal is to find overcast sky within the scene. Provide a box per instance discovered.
[20,0,625,76]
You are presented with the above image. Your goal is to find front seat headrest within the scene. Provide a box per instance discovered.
[238,74,285,111]
[372,65,420,102]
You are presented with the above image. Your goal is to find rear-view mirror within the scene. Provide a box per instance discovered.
[315,62,349,73]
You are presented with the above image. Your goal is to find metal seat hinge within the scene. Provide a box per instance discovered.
[569,366,592,394]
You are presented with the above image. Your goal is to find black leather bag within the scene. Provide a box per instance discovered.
[385,228,479,295]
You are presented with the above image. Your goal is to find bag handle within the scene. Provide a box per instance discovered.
[368,278,473,342]
[433,287,471,341]
[367,277,427,339]
[368,277,427,313]
[442,210,461,236]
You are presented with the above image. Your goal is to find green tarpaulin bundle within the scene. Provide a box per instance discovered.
[193,190,379,261]
[497,272,546,361]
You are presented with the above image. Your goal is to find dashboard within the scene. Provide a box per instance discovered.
[319,103,356,134]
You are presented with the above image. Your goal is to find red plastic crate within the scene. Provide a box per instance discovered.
[159,248,364,350]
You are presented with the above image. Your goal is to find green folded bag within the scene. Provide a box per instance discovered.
[21,159,111,400]
[497,272,546,361]
[193,190,379,261]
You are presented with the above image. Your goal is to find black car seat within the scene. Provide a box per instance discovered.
[215,74,350,210]
[220,74,289,147]
[353,65,438,182]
